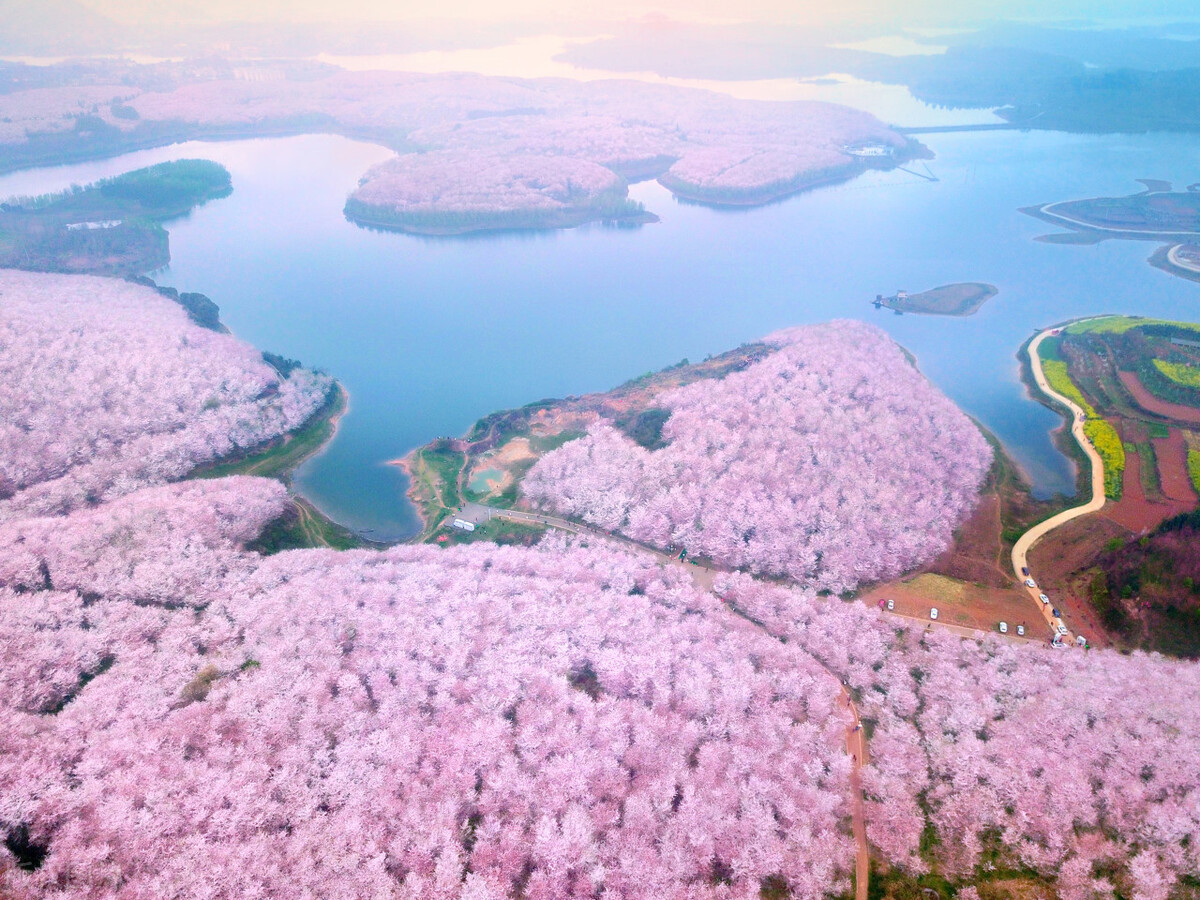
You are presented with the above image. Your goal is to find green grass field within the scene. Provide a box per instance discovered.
[437,518,547,547]
[1066,315,1200,336]
[1153,358,1200,389]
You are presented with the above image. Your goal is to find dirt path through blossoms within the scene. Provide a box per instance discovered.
[467,504,722,590]
[1011,326,1107,644]
[842,687,870,900]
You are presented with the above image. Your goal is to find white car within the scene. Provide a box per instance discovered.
[999,622,1008,634]
[886,598,895,611]
[930,608,939,621]
[1056,623,1069,636]
[1017,625,1025,636]
[1039,593,1050,604]
[1025,578,1037,588]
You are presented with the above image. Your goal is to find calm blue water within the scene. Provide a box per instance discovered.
[3,131,1198,540]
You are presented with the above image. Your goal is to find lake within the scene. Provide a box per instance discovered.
[2,129,1198,540]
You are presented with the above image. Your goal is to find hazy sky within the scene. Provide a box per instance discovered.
[79,0,1200,27]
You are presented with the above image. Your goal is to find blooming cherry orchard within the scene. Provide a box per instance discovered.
[523,321,992,592]
[1,267,1197,900]
[0,478,287,717]
[0,271,332,520]
[0,495,857,900]
[718,573,1200,898]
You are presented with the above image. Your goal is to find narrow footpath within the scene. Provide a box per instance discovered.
[841,687,870,900]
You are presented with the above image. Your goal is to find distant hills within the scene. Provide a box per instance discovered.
[0,0,120,54]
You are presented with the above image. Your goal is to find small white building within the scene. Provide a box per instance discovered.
[451,518,476,532]
[65,220,122,231]
[845,144,895,159]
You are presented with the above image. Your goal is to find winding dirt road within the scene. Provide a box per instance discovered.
[1168,244,1200,274]
[1011,327,1107,643]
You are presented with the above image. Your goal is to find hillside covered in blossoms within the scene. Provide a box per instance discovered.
[0,61,912,232]
[718,572,1200,900]
[0,271,332,520]
[523,321,993,592]
[0,493,858,899]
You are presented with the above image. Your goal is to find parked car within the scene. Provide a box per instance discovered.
[1039,593,1049,604]
[930,608,939,621]
[1051,635,1066,648]
[999,622,1008,634]
[1052,608,1061,619]
[1021,566,1030,577]
[1017,624,1026,636]
[1057,623,1069,636]
[886,598,895,611]
[1024,578,1037,588]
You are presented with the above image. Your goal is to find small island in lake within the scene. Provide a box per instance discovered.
[873,282,998,317]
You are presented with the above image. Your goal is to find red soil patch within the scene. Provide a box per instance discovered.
[1103,448,1158,531]
[1155,429,1199,505]
[1102,440,1194,532]
[860,578,1038,635]
[925,492,1011,588]
[1117,370,1200,424]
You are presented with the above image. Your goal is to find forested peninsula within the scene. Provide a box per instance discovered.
[0,159,230,274]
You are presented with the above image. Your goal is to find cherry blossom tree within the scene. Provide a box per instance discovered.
[1,68,909,226]
[1,266,1196,900]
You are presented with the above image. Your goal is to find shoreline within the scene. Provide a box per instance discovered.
[657,163,865,208]
[345,206,659,236]
[1024,200,1200,241]
[191,380,382,546]
[1149,243,1200,285]
[1167,243,1200,274]
[191,380,347,481]
[657,139,929,208]
[1014,329,1092,505]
